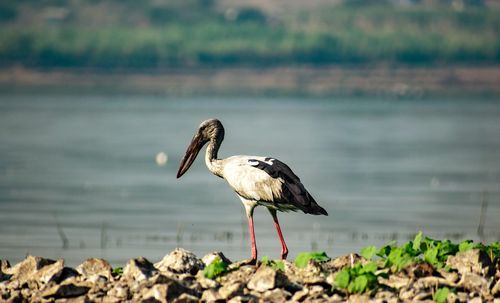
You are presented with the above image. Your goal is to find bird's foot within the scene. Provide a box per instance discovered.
[235,258,257,266]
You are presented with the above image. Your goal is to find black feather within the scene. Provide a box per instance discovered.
[248,158,328,216]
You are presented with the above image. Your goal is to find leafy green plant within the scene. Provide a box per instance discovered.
[261,256,285,271]
[295,251,330,268]
[203,256,230,279]
[361,232,495,272]
[434,287,451,303]
[112,267,123,276]
[335,261,384,294]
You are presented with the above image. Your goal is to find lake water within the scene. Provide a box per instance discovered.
[0,95,499,266]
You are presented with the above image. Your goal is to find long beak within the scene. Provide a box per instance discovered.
[177,134,205,178]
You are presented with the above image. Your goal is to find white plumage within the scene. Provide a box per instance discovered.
[177,119,327,262]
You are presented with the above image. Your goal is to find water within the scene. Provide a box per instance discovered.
[0,95,499,266]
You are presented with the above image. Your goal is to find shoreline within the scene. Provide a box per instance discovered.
[1,245,498,302]
[1,65,499,98]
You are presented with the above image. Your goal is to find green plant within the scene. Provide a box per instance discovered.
[112,267,123,276]
[261,256,285,271]
[203,256,230,279]
[434,287,451,303]
[361,232,499,272]
[335,261,384,294]
[295,251,330,268]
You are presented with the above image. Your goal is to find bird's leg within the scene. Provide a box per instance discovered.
[269,209,289,260]
[244,204,258,263]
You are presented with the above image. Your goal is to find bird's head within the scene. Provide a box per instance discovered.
[176,119,224,178]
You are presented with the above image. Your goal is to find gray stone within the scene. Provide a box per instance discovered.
[123,256,158,282]
[107,285,129,300]
[41,283,90,299]
[260,288,290,302]
[141,279,195,303]
[458,272,490,297]
[201,288,222,302]
[76,258,113,281]
[155,248,204,275]
[492,278,500,296]
[34,259,79,284]
[290,288,309,302]
[201,251,231,267]
[195,270,219,289]
[414,276,457,289]
[219,265,256,285]
[172,293,200,303]
[0,260,11,282]
[247,266,286,292]
[218,281,244,299]
[446,249,495,277]
[324,253,366,271]
[227,295,258,303]
[346,294,372,303]
[5,255,56,284]
[379,274,411,289]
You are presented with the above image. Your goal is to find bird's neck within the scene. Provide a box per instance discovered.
[205,139,223,178]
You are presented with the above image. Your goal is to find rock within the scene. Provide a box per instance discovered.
[155,248,204,275]
[260,288,290,302]
[227,295,258,303]
[458,272,490,297]
[492,278,500,296]
[5,255,56,283]
[404,262,435,278]
[324,253,366,271]
[446,249,495,277]
[34,259,79,284]
[195,270,219,289]
[141,279,195,303]
[347,294,372,303]
[437,268,459,284]
[107,285,129,300]
[123,257,158,282]
[399,287,417,301]
[41,282,90,299]
[76,258,113,281]
[201,288,222,302]
[469,297,483,303]
[375,290,398,302]
[290,288,309,301]
[247,266,286,292]
[201,251,232,266]
[172,293,199,303]
[296,262,326,285]
[412,291,432,301]
[414,276,457,289]
[1,259,10,272]
[218,281,244,299]
[0,260,11,282]
[379,274,410,289]
[220,264,256,285]
[304,285,326,300]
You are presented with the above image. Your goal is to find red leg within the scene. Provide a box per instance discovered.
[244,204,257,262]
[269,209,288,260]
[247,213,257,262]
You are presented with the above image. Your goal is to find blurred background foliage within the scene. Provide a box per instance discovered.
[0,0,498,69]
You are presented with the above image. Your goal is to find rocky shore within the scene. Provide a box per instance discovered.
[1,247,499,303]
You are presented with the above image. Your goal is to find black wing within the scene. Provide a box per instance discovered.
[248,158,328,216]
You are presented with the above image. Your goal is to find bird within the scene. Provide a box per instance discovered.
[176,118,328,262]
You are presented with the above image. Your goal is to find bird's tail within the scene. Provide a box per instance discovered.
[304,192,328,216]
[308,203,328,216]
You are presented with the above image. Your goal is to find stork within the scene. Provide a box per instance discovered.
[177,119,328,262]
